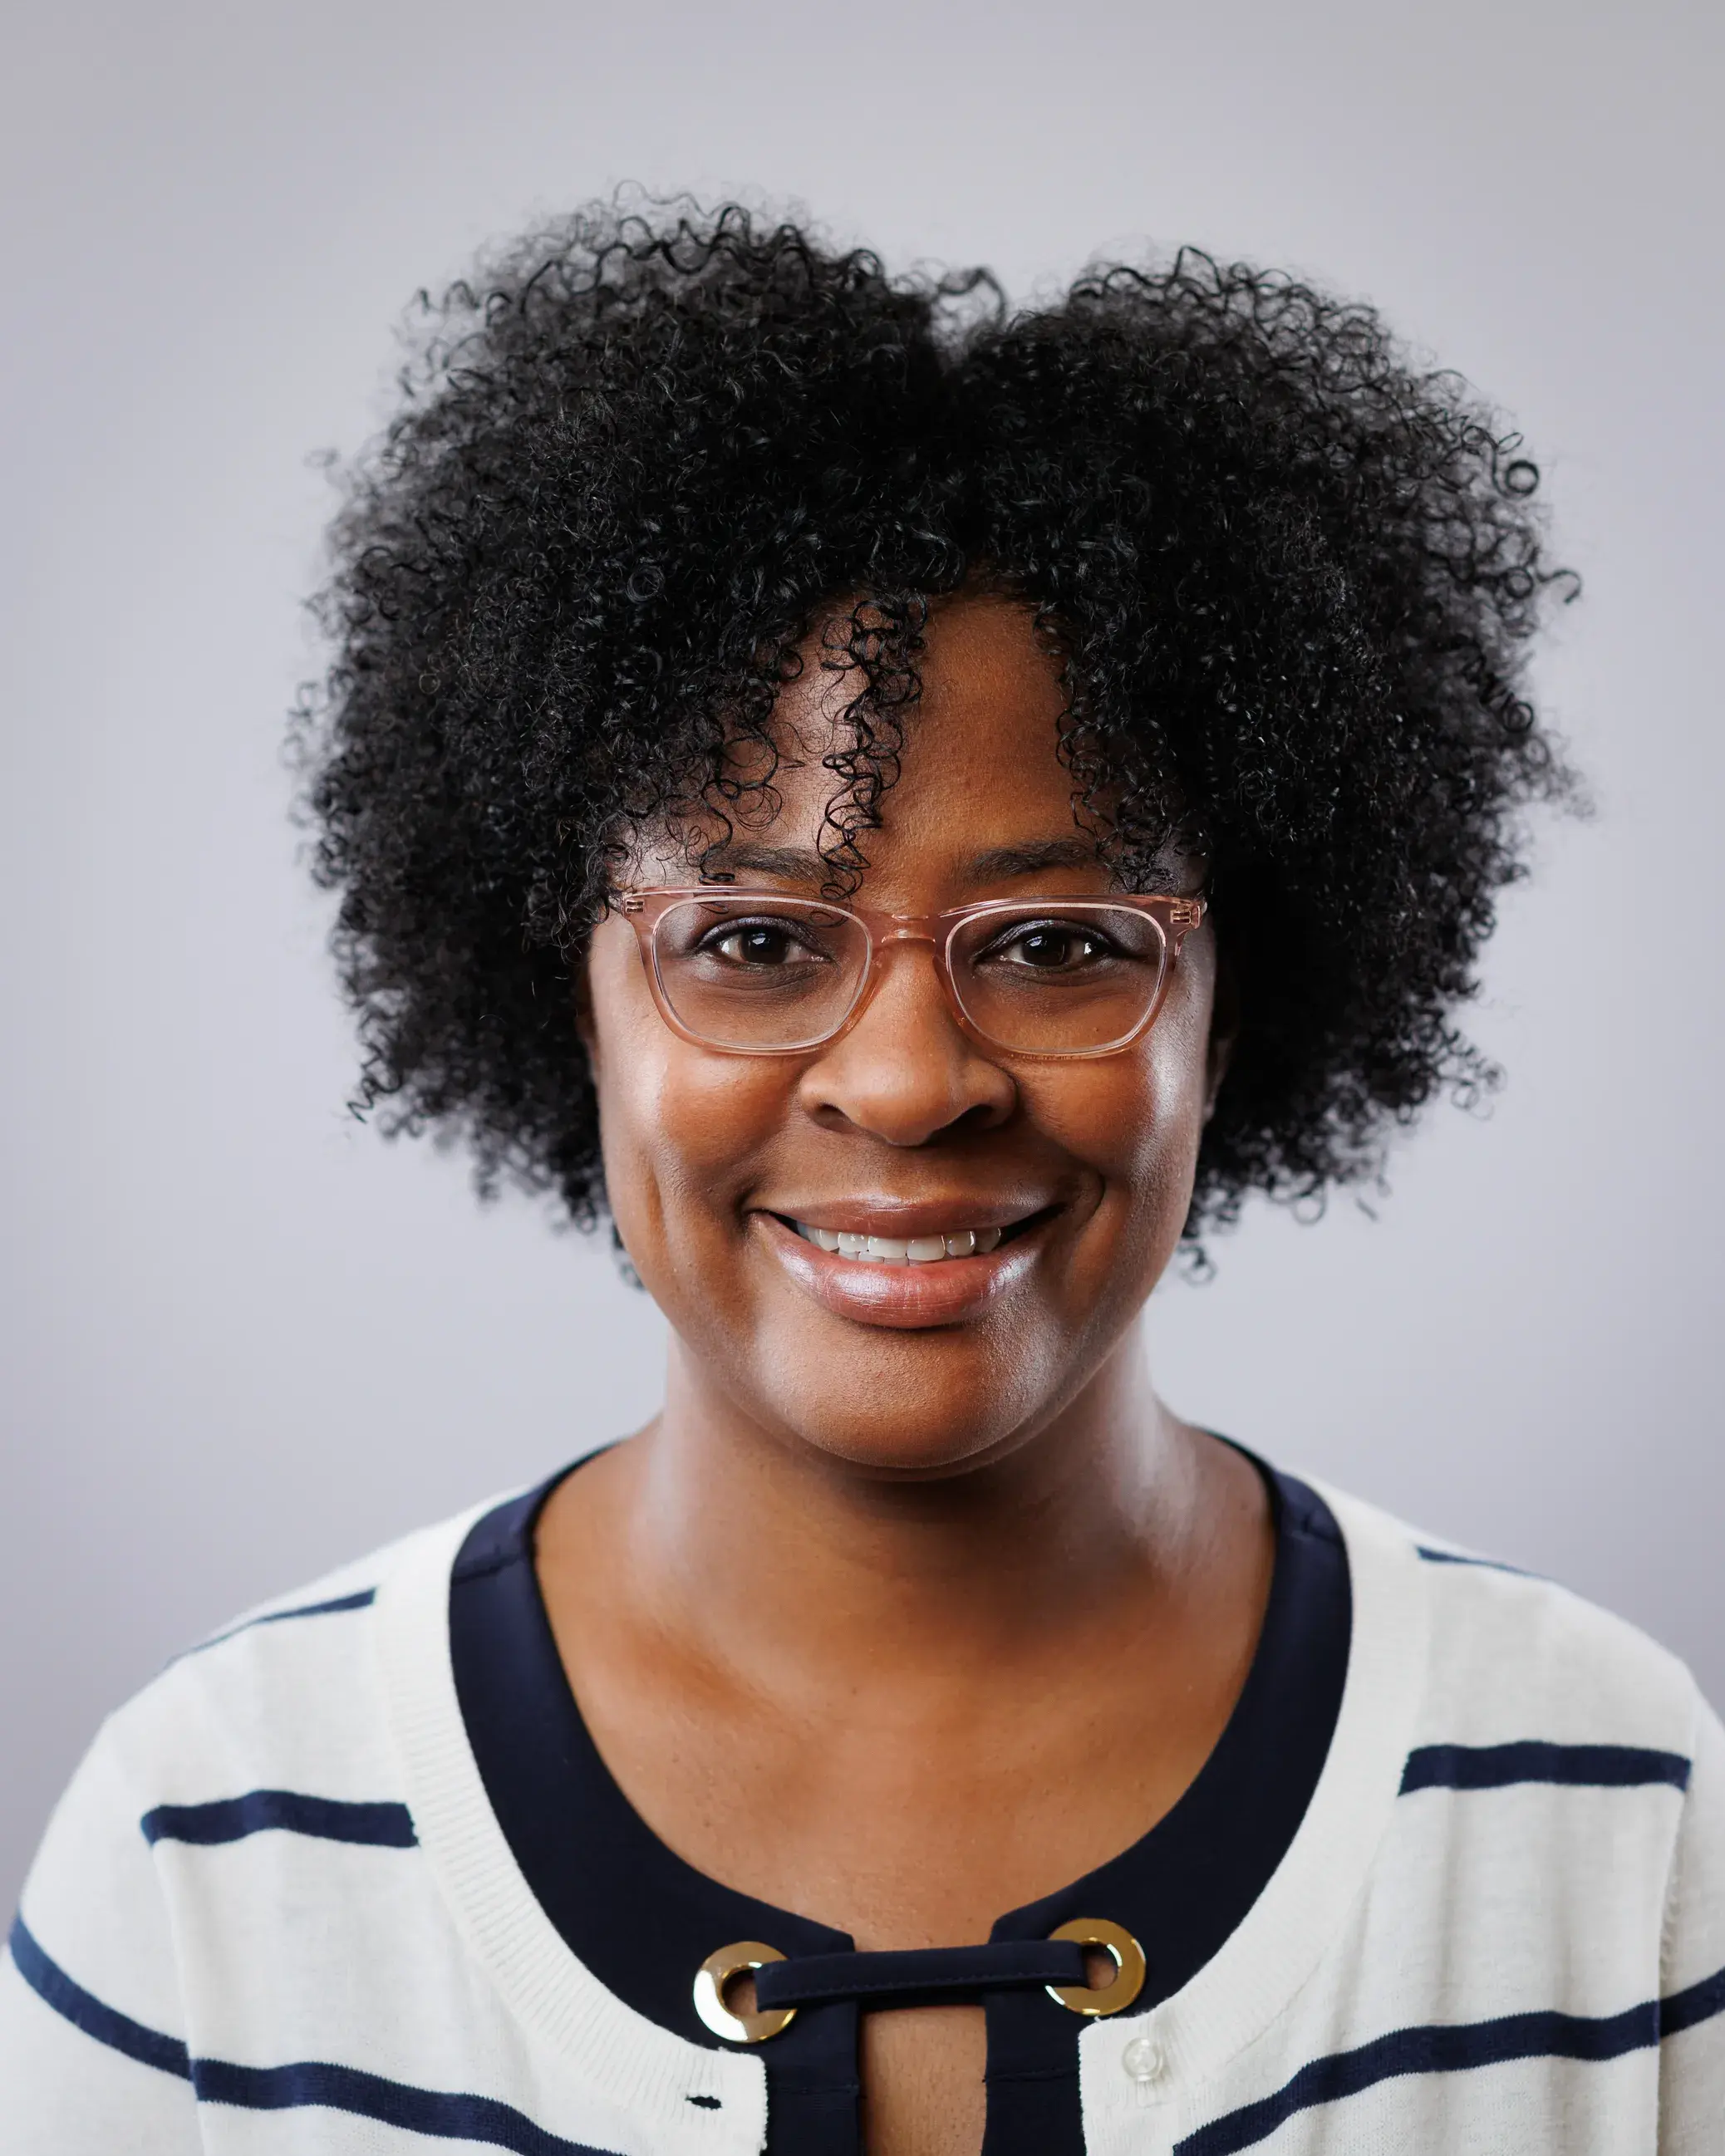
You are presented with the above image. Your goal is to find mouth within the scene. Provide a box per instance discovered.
[756,1205,1056,1328]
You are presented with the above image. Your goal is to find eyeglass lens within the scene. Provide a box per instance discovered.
[650,898,1169,1054]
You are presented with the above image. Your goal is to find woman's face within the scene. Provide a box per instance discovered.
[582,596,1226,1476]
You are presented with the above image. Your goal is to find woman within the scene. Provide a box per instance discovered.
[5,203,1720,2156]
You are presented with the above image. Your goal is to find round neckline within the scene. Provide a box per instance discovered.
[374,1474,1432,2154]
[441,1448,1352,2154]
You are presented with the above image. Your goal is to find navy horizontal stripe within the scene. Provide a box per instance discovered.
[140,1790,416,1849]
[1402,1742,1691,1795]
[1175,1975,1725,2156]
[189,1589,376,1657]
[190,2056,618,2152]
[1414,1545,1532,1576]
[7,1917,618,2155]
[7,1915,190,2079]
[1664,1962,1725,2040]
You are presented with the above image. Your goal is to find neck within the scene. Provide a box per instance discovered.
[602,1324,1224,1697]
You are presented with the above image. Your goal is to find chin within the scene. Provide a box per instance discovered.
[764,1360,1055,1482]
[803,1428,1027,1481]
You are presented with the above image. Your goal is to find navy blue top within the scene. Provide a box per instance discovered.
[450,1453,1350,2156]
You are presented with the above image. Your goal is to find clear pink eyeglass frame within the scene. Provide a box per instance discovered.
[611,887,1207,1059]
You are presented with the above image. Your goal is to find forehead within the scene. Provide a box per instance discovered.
[622,592,1180,897]
[749,595,1081,862]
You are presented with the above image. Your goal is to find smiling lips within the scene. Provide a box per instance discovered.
[760,1208,1045,1328]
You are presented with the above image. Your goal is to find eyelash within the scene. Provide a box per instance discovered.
[700,917,832,957]
[980,921,1121,960]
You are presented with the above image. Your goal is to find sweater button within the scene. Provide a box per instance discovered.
[1121,2033,1165,2104]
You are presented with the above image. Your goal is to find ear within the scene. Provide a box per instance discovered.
[1202,938,1239,1125]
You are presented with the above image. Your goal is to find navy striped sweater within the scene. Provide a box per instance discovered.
[3,1476,1722,2153]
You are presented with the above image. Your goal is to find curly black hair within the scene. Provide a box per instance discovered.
[299,196,1575,1240]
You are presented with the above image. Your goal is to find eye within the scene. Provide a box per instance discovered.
[990,921,1117,971]
[700,918,826,968]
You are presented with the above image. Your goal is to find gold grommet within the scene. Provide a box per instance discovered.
[693,1941,797,2042]
[1045,1918,1146,2016]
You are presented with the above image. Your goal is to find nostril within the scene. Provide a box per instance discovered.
[925,1110,1012,1148]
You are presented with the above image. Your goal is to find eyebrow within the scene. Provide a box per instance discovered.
[965,838,1102,880]
[696,844,828,884]
[695,837,1105,886]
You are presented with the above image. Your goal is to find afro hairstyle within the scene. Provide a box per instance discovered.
[299,196,1575,1241]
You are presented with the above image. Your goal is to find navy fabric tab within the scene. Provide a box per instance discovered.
[140,1790,418,1848]
[754,1940,1088,2010]
[450,1449,1351,2156]
[7,1914,618,2154]
[1401,1743,1691,1795]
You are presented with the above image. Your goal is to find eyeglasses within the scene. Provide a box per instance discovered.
[612,888,1206,1058]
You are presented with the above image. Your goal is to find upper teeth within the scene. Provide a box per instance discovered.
[793,1223,1005,1263]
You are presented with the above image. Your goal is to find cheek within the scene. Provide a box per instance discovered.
[1035,1004,1211,1188]
[1015,985,1212,1299]
[615,1056,789,1200]
[586,946,792,1257]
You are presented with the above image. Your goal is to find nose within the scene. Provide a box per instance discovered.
[795,937,1016,1147]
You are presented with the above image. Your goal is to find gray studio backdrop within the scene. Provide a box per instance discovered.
[3,0,1721,1906]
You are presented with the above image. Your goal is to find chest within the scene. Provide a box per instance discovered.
[569,1683,1201,2156]
[447,1473,1347,2156]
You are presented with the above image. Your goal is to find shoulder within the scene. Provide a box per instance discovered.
[1309,1480,1725,2098]
[60,1493,513,1839]
[1323,1478,1712,1786]
[2,1486,581,2147]
[11,1495,509,2014]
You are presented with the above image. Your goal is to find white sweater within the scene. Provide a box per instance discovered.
[3,1479,1722,2154]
